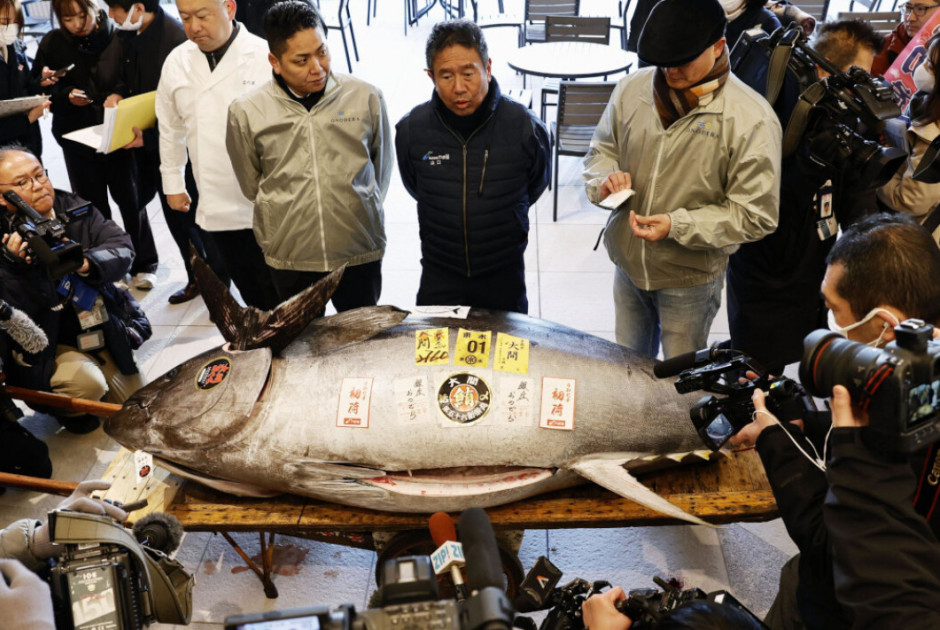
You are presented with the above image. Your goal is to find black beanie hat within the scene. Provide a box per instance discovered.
[637,0,727,68]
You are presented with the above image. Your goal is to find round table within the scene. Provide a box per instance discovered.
[505,42,636,80]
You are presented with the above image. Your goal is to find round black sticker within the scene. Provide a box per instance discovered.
[437,372,491,424]
[196,357,231,390]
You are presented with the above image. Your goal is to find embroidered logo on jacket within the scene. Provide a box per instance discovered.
[331,110,361,123]
[423,151,450,165]
[688,120,720,139]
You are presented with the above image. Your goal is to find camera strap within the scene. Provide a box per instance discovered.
[782,81,826,158]
[913,442,940,525]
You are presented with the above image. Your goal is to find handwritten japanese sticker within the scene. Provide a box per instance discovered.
[539,377,576,431]
[496,377,534,425]
[494,333,530,374]
[415,328,450,366]
[337,377,373,428]
[454,328,491,368]
[395,376,432,424]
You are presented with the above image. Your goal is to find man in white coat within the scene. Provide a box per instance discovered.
[156,0,279,310]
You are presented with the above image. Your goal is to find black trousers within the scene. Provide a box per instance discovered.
[417,262,528,314]
[207,228,279,310]
[267,260,382,313]
[60,141,158,275]
[135,147,228,285]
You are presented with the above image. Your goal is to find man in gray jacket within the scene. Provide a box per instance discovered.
[583,0,780,359]
[226,0,391,309]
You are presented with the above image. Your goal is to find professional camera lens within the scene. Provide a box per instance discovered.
[856,140,906,189]
[799,329,890,399]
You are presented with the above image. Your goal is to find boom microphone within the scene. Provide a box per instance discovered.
[652,340,733,379]
[458,508,513,630]
[0,299,48,354]
[430,512,468,601]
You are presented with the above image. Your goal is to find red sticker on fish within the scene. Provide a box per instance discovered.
[195,357,232,390]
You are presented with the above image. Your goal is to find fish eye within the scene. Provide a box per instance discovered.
[163,367,180,381]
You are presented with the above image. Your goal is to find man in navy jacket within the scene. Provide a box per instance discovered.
[396,19,551,314]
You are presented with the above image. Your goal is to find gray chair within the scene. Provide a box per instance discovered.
[20,0,53,40]
[795,0,832,23]
[469,0,525,46]
[550,81,616,221]
[524,0,579,44]
[836,10,902,35]
[541,16,611,122]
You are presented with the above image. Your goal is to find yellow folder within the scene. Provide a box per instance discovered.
[62,91,156,154]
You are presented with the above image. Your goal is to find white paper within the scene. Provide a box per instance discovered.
[599,188,635,209]
[0,95,48,119]
[63,124,106,151]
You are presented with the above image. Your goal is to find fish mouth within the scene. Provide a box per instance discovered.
[361,465,555,497]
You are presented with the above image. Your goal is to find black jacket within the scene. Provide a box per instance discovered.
[0,40,43,154]
[32,13,123,143]
[395,79,551,277]
[824,429,940,629]
[0,190,136,391]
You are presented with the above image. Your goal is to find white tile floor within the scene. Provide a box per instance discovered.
[0,1,861,626]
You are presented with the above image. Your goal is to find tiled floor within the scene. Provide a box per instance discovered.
[0,1,860,626]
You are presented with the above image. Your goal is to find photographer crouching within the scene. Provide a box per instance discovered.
[0,145,147,437]
[730,213,940,629]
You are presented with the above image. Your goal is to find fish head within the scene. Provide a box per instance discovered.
[105,345,273,454]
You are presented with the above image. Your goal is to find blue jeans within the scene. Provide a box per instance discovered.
[613,266,723,359]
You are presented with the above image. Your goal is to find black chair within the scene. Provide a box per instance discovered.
[550,81,615,221]
[540,16,610,122]
[321,0,359,72]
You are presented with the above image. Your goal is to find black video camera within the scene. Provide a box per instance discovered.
[1,190,84,278]
[730,24,905,188]
[44,509,192,630]
[800,319,940,454]
[661,345,819,451]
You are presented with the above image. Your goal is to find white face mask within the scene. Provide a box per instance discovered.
[913,61,935,93]
[828,307,898,347]
[115,4,143,31]
[0,24,18,47]
[720,0,747,19]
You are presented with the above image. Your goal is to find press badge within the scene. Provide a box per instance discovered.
[815,180,837,241]
[76,294,109,330]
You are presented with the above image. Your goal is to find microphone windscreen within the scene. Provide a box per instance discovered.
[0,301,48,355]
[430,512,457,547]
[133,512,184,555]
[458,507,502,592]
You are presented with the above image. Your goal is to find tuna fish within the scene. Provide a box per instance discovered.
[105,261,713,525]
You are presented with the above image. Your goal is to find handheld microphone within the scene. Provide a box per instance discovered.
[512,556,563,613]
[430,512,468,601]
[652,340,733,379]
[458,508,513,630]
[132,512,184,555]
[0,299,48,354]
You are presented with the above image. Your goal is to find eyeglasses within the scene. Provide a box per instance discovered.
[900,2,940,16]
[0,169,50,190]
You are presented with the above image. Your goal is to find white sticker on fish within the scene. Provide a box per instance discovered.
[395,376,432,424]
[336,377,373,428]
[496,377,535,425]
[539,377,576,430]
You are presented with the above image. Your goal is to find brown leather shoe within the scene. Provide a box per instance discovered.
[168,282,199,305]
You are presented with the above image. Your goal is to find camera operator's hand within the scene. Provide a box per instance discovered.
[600,171,632,201]
[729,389,804,449]
[2,232,32,264]
[582,586,632,630]
[629,211,671,242]
[167,192,192,212]
[831,385,866,428]
[31,480,127,559]
[0,559,55,630]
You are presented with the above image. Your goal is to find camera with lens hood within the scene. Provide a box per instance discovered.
[0,190,84,278]
[800,319,940,454]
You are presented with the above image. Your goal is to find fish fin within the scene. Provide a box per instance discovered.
[155,458,283,498]
[568,455,716,528]
[304,306,410,355]
[192,246,346,353]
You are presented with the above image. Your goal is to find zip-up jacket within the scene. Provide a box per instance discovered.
[395,79,551,277]
[226,73,391,271]
[583,68,781,291]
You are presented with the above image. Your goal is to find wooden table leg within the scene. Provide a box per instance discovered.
[220,531,280,598]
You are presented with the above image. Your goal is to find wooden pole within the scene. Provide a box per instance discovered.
[2,386,122,417]
[0,472,78,496]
